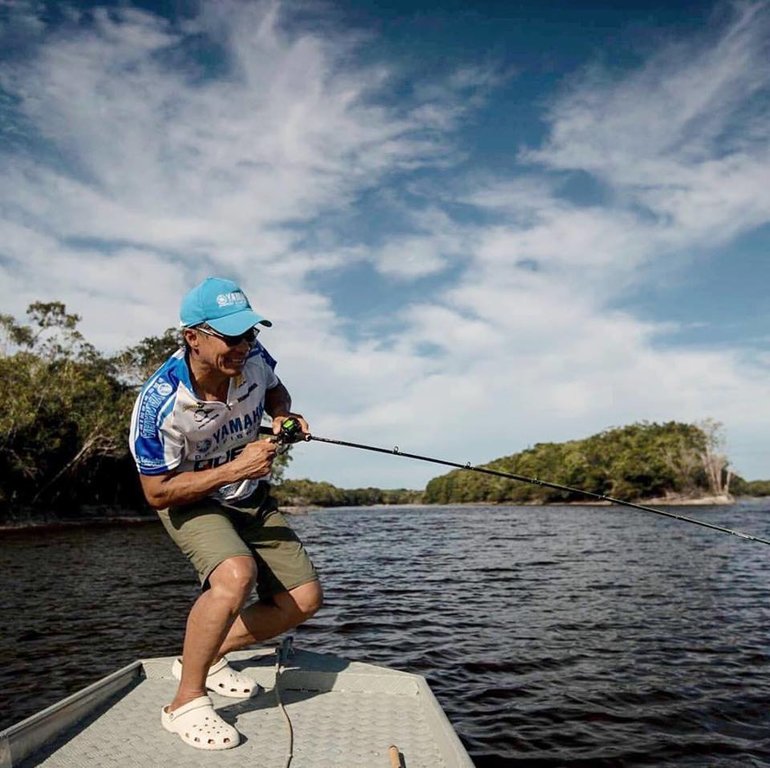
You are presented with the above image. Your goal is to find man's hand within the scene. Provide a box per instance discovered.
[232,439,278,478]
[271,413,310,439]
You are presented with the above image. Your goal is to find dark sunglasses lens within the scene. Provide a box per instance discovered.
[224,328,257,345]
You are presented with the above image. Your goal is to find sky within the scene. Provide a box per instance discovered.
[1,0,769,489]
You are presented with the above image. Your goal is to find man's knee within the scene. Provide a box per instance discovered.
[298,581,324,619]
[284,581,323,623]
[209,556,257,608]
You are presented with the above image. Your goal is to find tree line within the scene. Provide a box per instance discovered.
[272,479,422,508]
[271,423,769,506]
[424,420,745,504]
[0,302,177,521]
[0,302,766,523]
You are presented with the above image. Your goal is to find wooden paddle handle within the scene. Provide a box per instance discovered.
[388,744,402,768]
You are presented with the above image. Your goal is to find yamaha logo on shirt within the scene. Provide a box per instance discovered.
[154,380,173,396]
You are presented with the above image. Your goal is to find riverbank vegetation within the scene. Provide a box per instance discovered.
[0,302,767,523]
[424,420,737,505]
[272,480,422,508]
[0,303,165,521]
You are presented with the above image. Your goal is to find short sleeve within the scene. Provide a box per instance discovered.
[129,378,185,475]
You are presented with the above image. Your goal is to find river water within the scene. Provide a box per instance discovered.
[1,501,770,766]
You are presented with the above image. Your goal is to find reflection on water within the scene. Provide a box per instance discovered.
[2,502,770,766]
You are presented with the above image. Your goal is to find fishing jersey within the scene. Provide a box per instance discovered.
[129,342,279,502]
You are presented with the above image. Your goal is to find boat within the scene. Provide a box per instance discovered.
[0,639,474,767]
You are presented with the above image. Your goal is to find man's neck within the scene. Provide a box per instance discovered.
[187,356,230,403]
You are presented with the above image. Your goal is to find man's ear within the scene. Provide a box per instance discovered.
[183,327,199,351]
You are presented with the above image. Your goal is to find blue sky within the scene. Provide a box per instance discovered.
[1,0,769,488]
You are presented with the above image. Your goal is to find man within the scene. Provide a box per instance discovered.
[129,277,322,750]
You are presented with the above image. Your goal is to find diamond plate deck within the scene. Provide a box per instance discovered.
[0,647,474,768]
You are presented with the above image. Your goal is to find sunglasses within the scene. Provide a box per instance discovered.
[196,325,259,346]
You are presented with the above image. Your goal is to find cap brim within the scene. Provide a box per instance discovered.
[208,310,272,335]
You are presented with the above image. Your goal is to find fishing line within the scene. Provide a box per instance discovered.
[300,432,770,547]
[274,636,295,768]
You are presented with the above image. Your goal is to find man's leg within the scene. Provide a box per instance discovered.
[215,499,322,655]
[217,579,323,655]
[168,555,257,712]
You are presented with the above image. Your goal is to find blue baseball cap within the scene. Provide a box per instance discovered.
[180,277,272,335]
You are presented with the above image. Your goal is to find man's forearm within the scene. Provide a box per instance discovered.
[265,380,292,419]
[141,462,242,509]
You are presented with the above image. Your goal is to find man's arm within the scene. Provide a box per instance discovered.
[139,440,277,510]
[265,379,310,436]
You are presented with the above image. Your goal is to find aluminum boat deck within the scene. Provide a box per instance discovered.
[0,644,474,768]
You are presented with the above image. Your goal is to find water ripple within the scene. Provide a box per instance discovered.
[2,502,770,765]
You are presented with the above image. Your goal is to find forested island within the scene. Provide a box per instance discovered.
[1,302,768,525]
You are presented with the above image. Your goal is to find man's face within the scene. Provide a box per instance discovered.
[186,325,256,377]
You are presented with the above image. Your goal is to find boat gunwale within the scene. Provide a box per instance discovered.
[0,661,144,768]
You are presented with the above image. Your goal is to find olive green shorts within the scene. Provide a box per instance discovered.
[158,490,318,599]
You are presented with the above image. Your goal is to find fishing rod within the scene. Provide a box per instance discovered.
[270,419,770,547]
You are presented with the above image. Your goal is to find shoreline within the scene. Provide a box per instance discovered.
[1,493,747,532]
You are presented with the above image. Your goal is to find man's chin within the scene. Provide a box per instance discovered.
[222,360,246,376]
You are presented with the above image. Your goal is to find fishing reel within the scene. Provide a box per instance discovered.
[274,416,307,447]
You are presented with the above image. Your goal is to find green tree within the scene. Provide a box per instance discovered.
[0,303,136,516]
[112,327,181,386]
[424,421,724,505]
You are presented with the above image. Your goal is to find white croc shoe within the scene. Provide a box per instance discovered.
[171,657,261,699]
[161,695,240,750]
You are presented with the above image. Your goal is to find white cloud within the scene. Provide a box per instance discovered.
[1,0,770,489]
[301,1,770,484]
[373,235,456,279]
[0,0,476,341]
[526,1,770,247]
